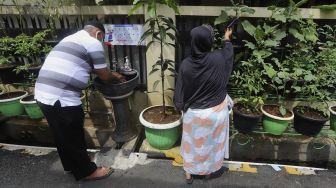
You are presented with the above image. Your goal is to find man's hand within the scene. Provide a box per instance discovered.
[224,28,233,41]
[112,72,126,83]
[94,67,126,83]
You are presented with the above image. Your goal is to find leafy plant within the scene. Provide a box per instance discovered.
[14,30,51,74]
[299,24,336,116]
[0,36,15,67]
[265,1,320,117]
[213,0,255,49]
[235,20,286,115]
[0,56,11,66]
[129,0,179,116]
[317,25,336,48]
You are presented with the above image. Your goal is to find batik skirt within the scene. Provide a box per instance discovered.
[181,95,232,175]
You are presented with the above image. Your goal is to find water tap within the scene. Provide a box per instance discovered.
[123,56,132,71]
[112,58,118,71]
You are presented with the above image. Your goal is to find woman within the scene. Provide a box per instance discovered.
[173,25,234,184]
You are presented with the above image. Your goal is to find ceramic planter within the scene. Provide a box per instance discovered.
[139,105,182,150]
[329,106,336,132]
[0,91,28,116]
[261,105,294,135]
[20,94,44,119]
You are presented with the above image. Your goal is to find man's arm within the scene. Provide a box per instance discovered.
[93,67,126,82]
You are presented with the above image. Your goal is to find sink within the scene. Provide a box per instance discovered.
[93,70,139,143]
[93,71,139,100]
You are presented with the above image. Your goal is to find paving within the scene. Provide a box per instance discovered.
[0,143,335,188]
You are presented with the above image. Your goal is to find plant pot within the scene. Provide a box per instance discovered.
[233,104,262,134]
[20,94,44,119]
[261,105,294,135]
[139,105,182,150]
[330,106,336,132]
[293,106,328,136]
[27,64,42,77]
[0,91,28,116]
[0,64,25,84]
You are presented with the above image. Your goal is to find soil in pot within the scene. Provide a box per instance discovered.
[293,106,328,136]
[233,103,262,133]
[263,105,292,118]
[143,106,181,124]
[21,94,35,102]
[0,91,27,100]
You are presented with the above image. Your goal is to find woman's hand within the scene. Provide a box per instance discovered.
[224,28,233,41]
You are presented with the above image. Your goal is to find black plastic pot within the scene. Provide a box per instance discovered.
[0,64,24,84]
[293,106,328,136]
[233,108,262,134]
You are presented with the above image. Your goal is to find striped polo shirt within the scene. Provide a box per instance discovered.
[34,30,107,107]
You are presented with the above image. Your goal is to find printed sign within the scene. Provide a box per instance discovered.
[103,24,145,46]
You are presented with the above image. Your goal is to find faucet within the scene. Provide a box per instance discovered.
[123,56,132,71]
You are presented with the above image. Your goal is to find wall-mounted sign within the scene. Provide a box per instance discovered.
[103,24,145,46]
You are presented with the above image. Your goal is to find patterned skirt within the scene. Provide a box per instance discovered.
[181,95,232,175]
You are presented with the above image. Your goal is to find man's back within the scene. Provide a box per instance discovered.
[34,30,107,107]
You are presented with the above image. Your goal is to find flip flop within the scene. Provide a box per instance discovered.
[83,167,114,181]
[186,176,193,184]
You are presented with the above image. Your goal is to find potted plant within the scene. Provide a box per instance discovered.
[292,71,330,136]
[14,30,51,80]
[238,17,293,135]
[129,0,182,150]
[0,36,24,84]
[257,1,324,136]
[316,25,336,132]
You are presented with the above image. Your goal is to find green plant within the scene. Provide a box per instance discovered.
[232,20,286,114]
[213,0,255,49]
[129,0,179,116]
[301,24,336,115]
[14,30,51,74]
[317,25,336,48]
[0,36,16,67]
[0,56,11,66]
[263,1,323,118]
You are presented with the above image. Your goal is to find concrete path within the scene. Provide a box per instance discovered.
[0,143,335,188]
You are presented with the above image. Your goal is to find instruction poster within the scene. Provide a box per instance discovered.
[103,24,145,46]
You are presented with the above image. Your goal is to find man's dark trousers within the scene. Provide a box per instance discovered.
[38,100,96,180]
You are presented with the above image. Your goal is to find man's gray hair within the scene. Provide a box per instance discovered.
[83,25,98,33]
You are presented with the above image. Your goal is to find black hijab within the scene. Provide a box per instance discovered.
[190,25,213,60]
[174,25,234,111]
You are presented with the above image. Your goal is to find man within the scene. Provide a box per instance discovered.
[34,20,124,181]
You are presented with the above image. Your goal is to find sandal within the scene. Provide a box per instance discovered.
[185,173,193,184]
[186,176,193,184]
[83,167,114,181]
